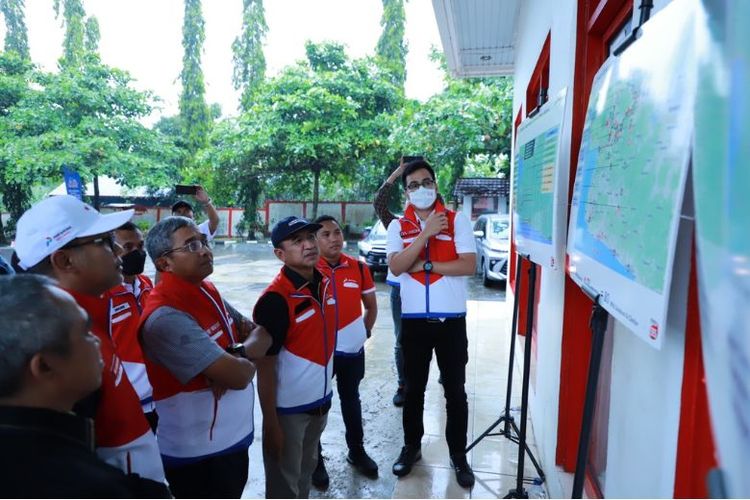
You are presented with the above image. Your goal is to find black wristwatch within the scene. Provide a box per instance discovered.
[226,343,246,358]
[423,260,433,272]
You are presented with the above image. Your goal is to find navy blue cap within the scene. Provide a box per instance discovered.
[271,216,322,247]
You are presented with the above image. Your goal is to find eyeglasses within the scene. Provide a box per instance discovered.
[161,238,212,257]
[406,178,436,192]
[64,235,116,252]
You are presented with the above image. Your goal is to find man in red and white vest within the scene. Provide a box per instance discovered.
[13,195,166,486]
[107,221,157,429]
[139,216,272,498]
[253,216,337,499]
[311,215,379,484]
[386,160,477,488]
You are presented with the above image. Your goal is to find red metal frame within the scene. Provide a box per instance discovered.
[557,0,632,484]
[673,244,718,498]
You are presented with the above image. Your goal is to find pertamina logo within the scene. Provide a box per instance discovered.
[649,322,659,340]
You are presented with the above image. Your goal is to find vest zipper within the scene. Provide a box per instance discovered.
[425,242,431,315]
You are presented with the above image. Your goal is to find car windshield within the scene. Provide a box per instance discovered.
[488,219,510,239]
[370,221,387,238]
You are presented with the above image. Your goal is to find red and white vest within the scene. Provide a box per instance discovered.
[317,255,375,356]
[256,269,336,413]
[66,289,165,483]
[106,274,154,411]
[139,272,254,467]
[397,201,468,318]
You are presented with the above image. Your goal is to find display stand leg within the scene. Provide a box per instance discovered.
[505,262,538,499]
[571,299,609,498]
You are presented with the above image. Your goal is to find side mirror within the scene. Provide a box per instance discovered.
[473,230,484,238]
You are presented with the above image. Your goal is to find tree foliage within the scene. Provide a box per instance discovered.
[389,74,513,201]
[84,16,100,54]
[376,0,407,89]
[54,0,86,69]
[232,0,266,112]
[0,59,179,196]
[0,0,30,241]
[0,0,29,58]
[179,0,210,170]
[205,42,402,221]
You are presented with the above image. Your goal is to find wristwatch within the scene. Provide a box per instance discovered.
[423,261,433,272]
[226,343,246,358]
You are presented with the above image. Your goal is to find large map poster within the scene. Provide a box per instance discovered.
[567,0,697,349]
[693,0,750,496]
[513,88,568,269]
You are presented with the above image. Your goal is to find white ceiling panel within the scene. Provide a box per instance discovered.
[432,0,521,77]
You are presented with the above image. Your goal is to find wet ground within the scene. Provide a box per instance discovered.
[167,241,541,499]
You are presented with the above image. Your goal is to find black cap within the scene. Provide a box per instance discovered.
[271,216,322,248]
[171,200,193,213]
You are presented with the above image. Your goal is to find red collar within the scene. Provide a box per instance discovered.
[404,199,447,224]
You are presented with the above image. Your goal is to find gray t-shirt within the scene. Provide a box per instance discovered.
[141,302,243,385]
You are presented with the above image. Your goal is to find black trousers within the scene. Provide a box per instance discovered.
[401,317,469,456]
[164,448,249,498]
[333,351,366,450]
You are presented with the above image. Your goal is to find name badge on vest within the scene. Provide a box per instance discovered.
[327,297,336,305]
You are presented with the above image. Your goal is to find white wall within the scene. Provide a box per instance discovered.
[512,1,578,495]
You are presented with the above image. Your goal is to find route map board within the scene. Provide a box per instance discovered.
[567,0,697,349]
[693,0,750,496]
[513,88,568,269]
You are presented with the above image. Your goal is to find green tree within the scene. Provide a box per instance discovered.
[204,42,402,221]
[84,16,100,53]
[0,0,30,242]
[54,0,86,69]
[389,75,514,200]
[232,0,266,112]
[229,0,267,233]
[1,0,29,58]
[179,0,210,171]
[0,59,179,210]
[376,0,407,89]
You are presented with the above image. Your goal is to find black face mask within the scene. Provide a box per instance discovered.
[121,249,146,276]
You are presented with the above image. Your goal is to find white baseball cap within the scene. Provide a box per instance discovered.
[15,195,134,270]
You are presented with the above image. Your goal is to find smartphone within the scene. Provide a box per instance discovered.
[401,155,424,164]
[175,184,198,195]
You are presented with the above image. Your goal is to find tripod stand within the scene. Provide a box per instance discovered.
[465,253,545,498]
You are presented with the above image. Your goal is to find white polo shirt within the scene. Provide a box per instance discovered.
[386,210,475,318]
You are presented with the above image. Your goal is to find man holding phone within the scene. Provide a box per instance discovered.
[172,185,220,240]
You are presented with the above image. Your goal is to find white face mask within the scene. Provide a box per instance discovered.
[409,187,437,210]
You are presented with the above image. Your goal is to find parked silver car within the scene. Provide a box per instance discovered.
[357,220,389,273]
[473,214,510,286]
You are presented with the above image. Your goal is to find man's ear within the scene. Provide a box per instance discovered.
[273,247,285,261]
[27,352,54,382]
[50,249,76,273]
[155,256,170,273]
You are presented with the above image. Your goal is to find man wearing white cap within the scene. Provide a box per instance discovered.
[14,195,167,485]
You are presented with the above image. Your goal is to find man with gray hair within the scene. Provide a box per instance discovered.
[0,274,170,498]
[140,216,272,498]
